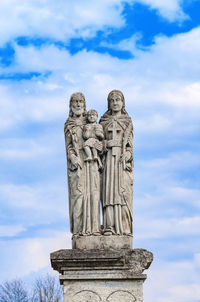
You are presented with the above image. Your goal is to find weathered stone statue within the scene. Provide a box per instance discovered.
[100,90,133,236]
[64,93,101,237]
[83,109,104,168]
[51,90,153,302]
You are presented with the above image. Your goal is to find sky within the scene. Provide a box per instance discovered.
[0,0,200,301]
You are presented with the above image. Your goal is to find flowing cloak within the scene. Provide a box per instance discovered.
[100,112,134,235]
[64,116,100,235]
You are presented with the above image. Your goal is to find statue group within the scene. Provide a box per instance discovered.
[64,90,134,238]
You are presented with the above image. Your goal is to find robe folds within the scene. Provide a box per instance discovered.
[64,116,100,236]
[100,112,134,235]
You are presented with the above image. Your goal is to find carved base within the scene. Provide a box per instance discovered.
[72,235,133,249]
[63,279,144,302]
[50,248,153,302]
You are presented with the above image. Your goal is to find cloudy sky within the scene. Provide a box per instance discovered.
[0,0,200,301]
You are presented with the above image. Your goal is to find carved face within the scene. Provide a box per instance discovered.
[71,95,85,117]
[87,111,98,123]
[109,93,123,113]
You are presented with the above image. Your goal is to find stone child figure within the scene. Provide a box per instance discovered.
[83,110,104,162]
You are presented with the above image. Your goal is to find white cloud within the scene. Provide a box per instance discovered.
[101,33,142,54]
[0,85,19,131]
[167,284,200,302]
[136,216,200,239]
[133,149,200,243]
[0,27,199,135]
[0,138,48,159]
[0,0,188,47]
[0,225,25,237]
[194,253,200,268]
[163,81,200,107]
[145,259,200,302]
[0,231,71,282]
[0,0,125,46]
[135,114,172,133]
[149,27,200,81]
[167,187,200,206]
[136,0,187,21]
[0,183,68,225]
[137,151,200,173]
[112,27,200,87]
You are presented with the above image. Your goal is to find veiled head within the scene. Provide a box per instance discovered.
[69,92,86,117]
[107,90,127,115]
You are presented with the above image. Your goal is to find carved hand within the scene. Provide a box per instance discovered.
[119,151,132,170]
[95,130,104,139]
[83,129,90,140]
[70,155,82,169]
[124,151,132,161]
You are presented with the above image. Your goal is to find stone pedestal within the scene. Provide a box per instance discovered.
[72,235,133,250]
[62,279,144,302]
[50,248,153,302]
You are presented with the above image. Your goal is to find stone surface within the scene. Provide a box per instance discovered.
[100,90,134,236]
[72,235,133,250]
[51,90,153,302]
[64,93,101,236]
[50,248,153,277]
[51,248,152,302]
[63,280,143,302]
[83,109,104,165]
[64,90,134,239]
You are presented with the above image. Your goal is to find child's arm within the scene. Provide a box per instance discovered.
[95,124,104,140]
[83,124,91,140]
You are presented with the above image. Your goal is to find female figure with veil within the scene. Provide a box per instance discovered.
[100,90,134,236]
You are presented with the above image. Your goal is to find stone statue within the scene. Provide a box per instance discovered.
[52,91,153,302]
[64,93,101,237]
[83,109,104,167]
[100,90,133,236]
[64,90,133,239]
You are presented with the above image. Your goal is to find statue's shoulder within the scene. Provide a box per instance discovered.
[121,114,133,126]
[99,111,111,125]
[64,117,74,134]
[127,115,133,126]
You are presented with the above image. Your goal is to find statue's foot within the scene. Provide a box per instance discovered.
[92,231,101,236]
[103,230,112,236]
[123,233,133,237]
[82,231,91,236]
[104,230,116,236]
[78,233,84,236]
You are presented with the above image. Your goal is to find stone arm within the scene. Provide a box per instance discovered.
[125,130,133,161]
[65,130,82,170]
[95,124,104,140]
[82,124,91,140]
[120,122,134,171]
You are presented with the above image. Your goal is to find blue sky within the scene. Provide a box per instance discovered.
[0,0,200,301]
